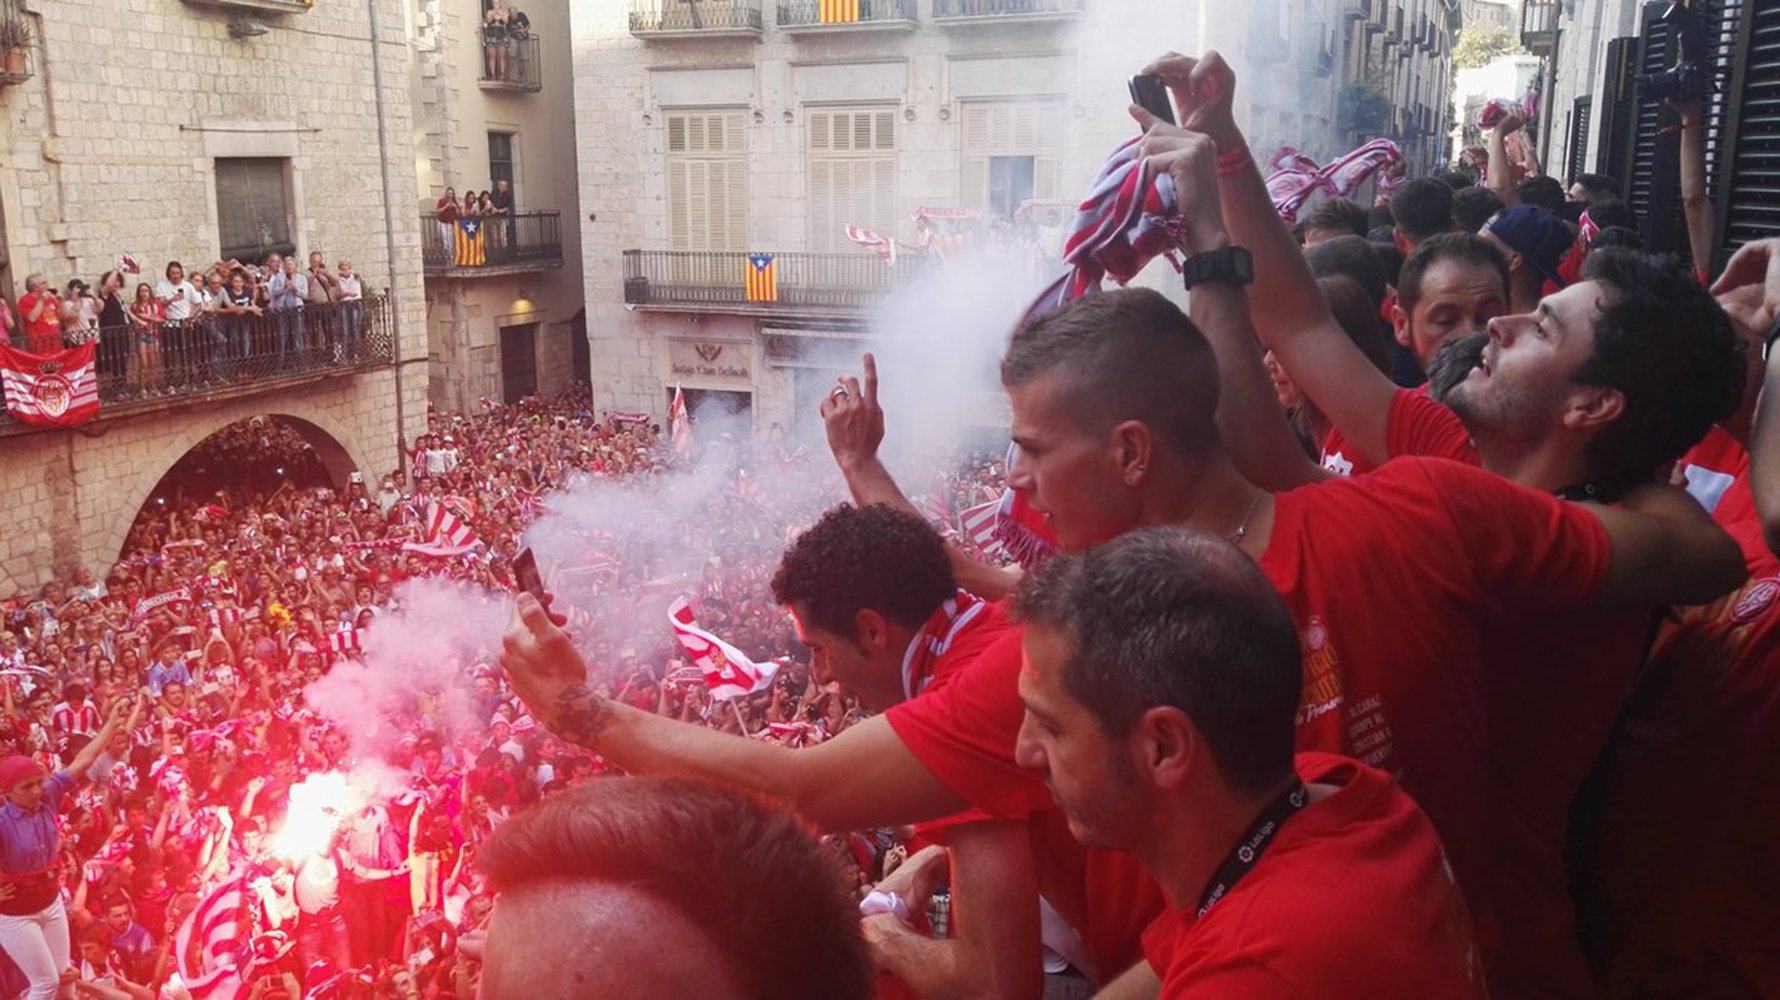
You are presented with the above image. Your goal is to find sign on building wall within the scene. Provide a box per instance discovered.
[668,339,752,385]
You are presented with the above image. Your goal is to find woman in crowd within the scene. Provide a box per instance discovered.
[95,270,129,394]
[481,1,509,82]
[126,282,161,395]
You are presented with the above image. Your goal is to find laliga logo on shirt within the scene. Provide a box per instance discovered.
[1732,576,1780,625]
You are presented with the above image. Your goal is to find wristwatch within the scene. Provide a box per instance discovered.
[1181,246,1255,290]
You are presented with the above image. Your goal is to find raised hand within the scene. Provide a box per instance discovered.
[819,353,886,472]
[1131,112,1231,253]
[1142,50,1240,150]
[501,594,607,748]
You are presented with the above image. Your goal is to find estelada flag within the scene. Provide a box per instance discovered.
[0,342,99,427]
[745,253,778,303]
[454,218,486,266]
[820,0,859,22]
[668,597,778,700]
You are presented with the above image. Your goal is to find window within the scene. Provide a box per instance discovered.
[216,158,294,263]
[807,108,897,253]
[666,111,748,252]
[960,100,1062,220]
[488,132,515,193]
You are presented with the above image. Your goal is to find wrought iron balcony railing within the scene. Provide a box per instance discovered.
[777,0,916,30]
[480,33,542,92]
[0,1,34,87]
[421,211,563,275]
[623,250,916,314]
[0,298,394,429]
[1520,0,1558,55]
[932,0,1081,21]
[629,0,764,37]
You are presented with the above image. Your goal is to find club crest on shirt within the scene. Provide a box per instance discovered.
[1296,615,1344,726]
[1731,576,1780,625]
[1320,450,1355,478]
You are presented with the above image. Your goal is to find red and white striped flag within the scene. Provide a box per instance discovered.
[669,385,692,460]
[175,868,253,1000]
[845,226,898,266]
[402,503,481,557]
[668,597,779,700]
[327,628,362,654]
[191,504,230,524]
[0,342,99,427]
[730,471,769,512]
[959,499,1005,556]
[916,493,952,529]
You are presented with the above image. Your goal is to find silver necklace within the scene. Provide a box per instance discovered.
[1228,490,1264,545]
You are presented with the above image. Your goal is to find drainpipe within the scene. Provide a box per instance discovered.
[366,0,409,469]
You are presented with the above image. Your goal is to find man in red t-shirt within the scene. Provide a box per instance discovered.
[16,274,63,354]
[503,503,1044,1000]
[1163,53,1748,998]
[1011,528,1483,998]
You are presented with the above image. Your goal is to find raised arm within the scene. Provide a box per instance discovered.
[1134,107,1327,490]
[1487,112,1524,208]
[501,596,968,832]
[1146,51,1399,468]
[1674,99,1715,282]
[1588,482,1746,606]
[1712,239,1780,555]
[822,354,1023,600]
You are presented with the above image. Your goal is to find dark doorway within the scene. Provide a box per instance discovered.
[569,309,590,389]
[501,323,538,402]
[671,387,752,424]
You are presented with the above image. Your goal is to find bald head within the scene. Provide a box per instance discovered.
[482,881,749,1000]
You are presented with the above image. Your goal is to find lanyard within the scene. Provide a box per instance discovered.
[1196,779,1308,918]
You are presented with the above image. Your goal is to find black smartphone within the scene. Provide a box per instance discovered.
[1128,74,1176,125]
[512,547,546,603]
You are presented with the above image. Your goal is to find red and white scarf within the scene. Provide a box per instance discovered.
[901,591,990,701]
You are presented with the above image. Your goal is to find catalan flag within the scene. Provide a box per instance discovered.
[454,218,486,266]
[820,0,860,22]
[745,252,778,303]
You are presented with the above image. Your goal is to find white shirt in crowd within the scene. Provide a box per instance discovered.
[155,280,203,322]
[336,274,363,301]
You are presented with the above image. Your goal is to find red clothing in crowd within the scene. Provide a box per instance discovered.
[17,292,61,353]
[891,459,1615,985]
[1319,385,1475,477]
[1573,439,1780,998]
[1140,753,1484,999]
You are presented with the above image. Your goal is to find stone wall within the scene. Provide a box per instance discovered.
[0,368,411,596]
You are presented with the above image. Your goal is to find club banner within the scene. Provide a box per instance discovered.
[0,342,100,427]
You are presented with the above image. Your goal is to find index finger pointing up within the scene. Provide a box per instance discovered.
[862,353,879,404]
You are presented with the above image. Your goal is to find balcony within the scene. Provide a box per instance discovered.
[0,2,33,87]
[1520,0,1557,55]
[932,0,1082,25]
[180,0,314,14]
[628,0,763,38]
[778,0,916,32]
[623,250,918,319]
[0,299,394,435]
[480,34,542,93]
[421,212,563,278]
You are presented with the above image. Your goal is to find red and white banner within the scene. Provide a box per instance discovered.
[132,586,193,623]
[959,499,1005,556]
[845,226,898,266]
[0,342,100,427]
[191,504,230,524]
[174,868,252,1000]
[668,597,778,700]
[403,503,481,557]
[669,385,691,460]
[327,628,362,654]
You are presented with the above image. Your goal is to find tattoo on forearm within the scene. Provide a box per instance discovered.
[553,683,612,748]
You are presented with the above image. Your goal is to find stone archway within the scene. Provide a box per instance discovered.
[98,408,370,573]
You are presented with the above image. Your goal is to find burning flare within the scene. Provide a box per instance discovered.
[272,772,362,862]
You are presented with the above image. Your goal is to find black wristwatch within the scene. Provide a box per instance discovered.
[1181,246,1255,290]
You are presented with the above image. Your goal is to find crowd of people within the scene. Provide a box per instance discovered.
[5,42,1780,1000]
[2,252,375,403]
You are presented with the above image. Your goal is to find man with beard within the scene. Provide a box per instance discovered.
[1136,49,1746,998]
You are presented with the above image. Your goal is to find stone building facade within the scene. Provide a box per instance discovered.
[0,0,431,590]
[569,0,1369,434]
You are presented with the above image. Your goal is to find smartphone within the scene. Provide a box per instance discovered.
[1128,74,1176,125]
[512,547,546,603]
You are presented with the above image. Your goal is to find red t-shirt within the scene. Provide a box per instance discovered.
[1319,386,1476,477]
[1678,425,1750,520]
[1573,464,1780,998]
[891,459,1613,975]
[17,292,61,349]
[1141,753,1484,999]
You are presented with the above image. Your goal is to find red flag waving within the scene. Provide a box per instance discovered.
[0,342,99,427]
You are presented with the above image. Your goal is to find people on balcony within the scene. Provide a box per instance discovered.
[16,274,62,354]
[126,282,163,396]
[482,1,510,83]
[267,255,309,369]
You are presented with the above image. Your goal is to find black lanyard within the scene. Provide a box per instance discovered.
[1196,779,1309,918]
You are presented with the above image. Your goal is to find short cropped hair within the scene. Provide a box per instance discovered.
[1013,527,1301,797]
[771,504,956,637]
[1517,176,1567,213]
[1571,172,1619,204]
[1391,178,1456,244]
[1452,186,1506,233]
[1002,289,1221,462]
[1397,233,1510,317]
[1303,198,1370,240]
[481,777,873,1000]
[1572,249,1747,492]
[1305,235,1389,309]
